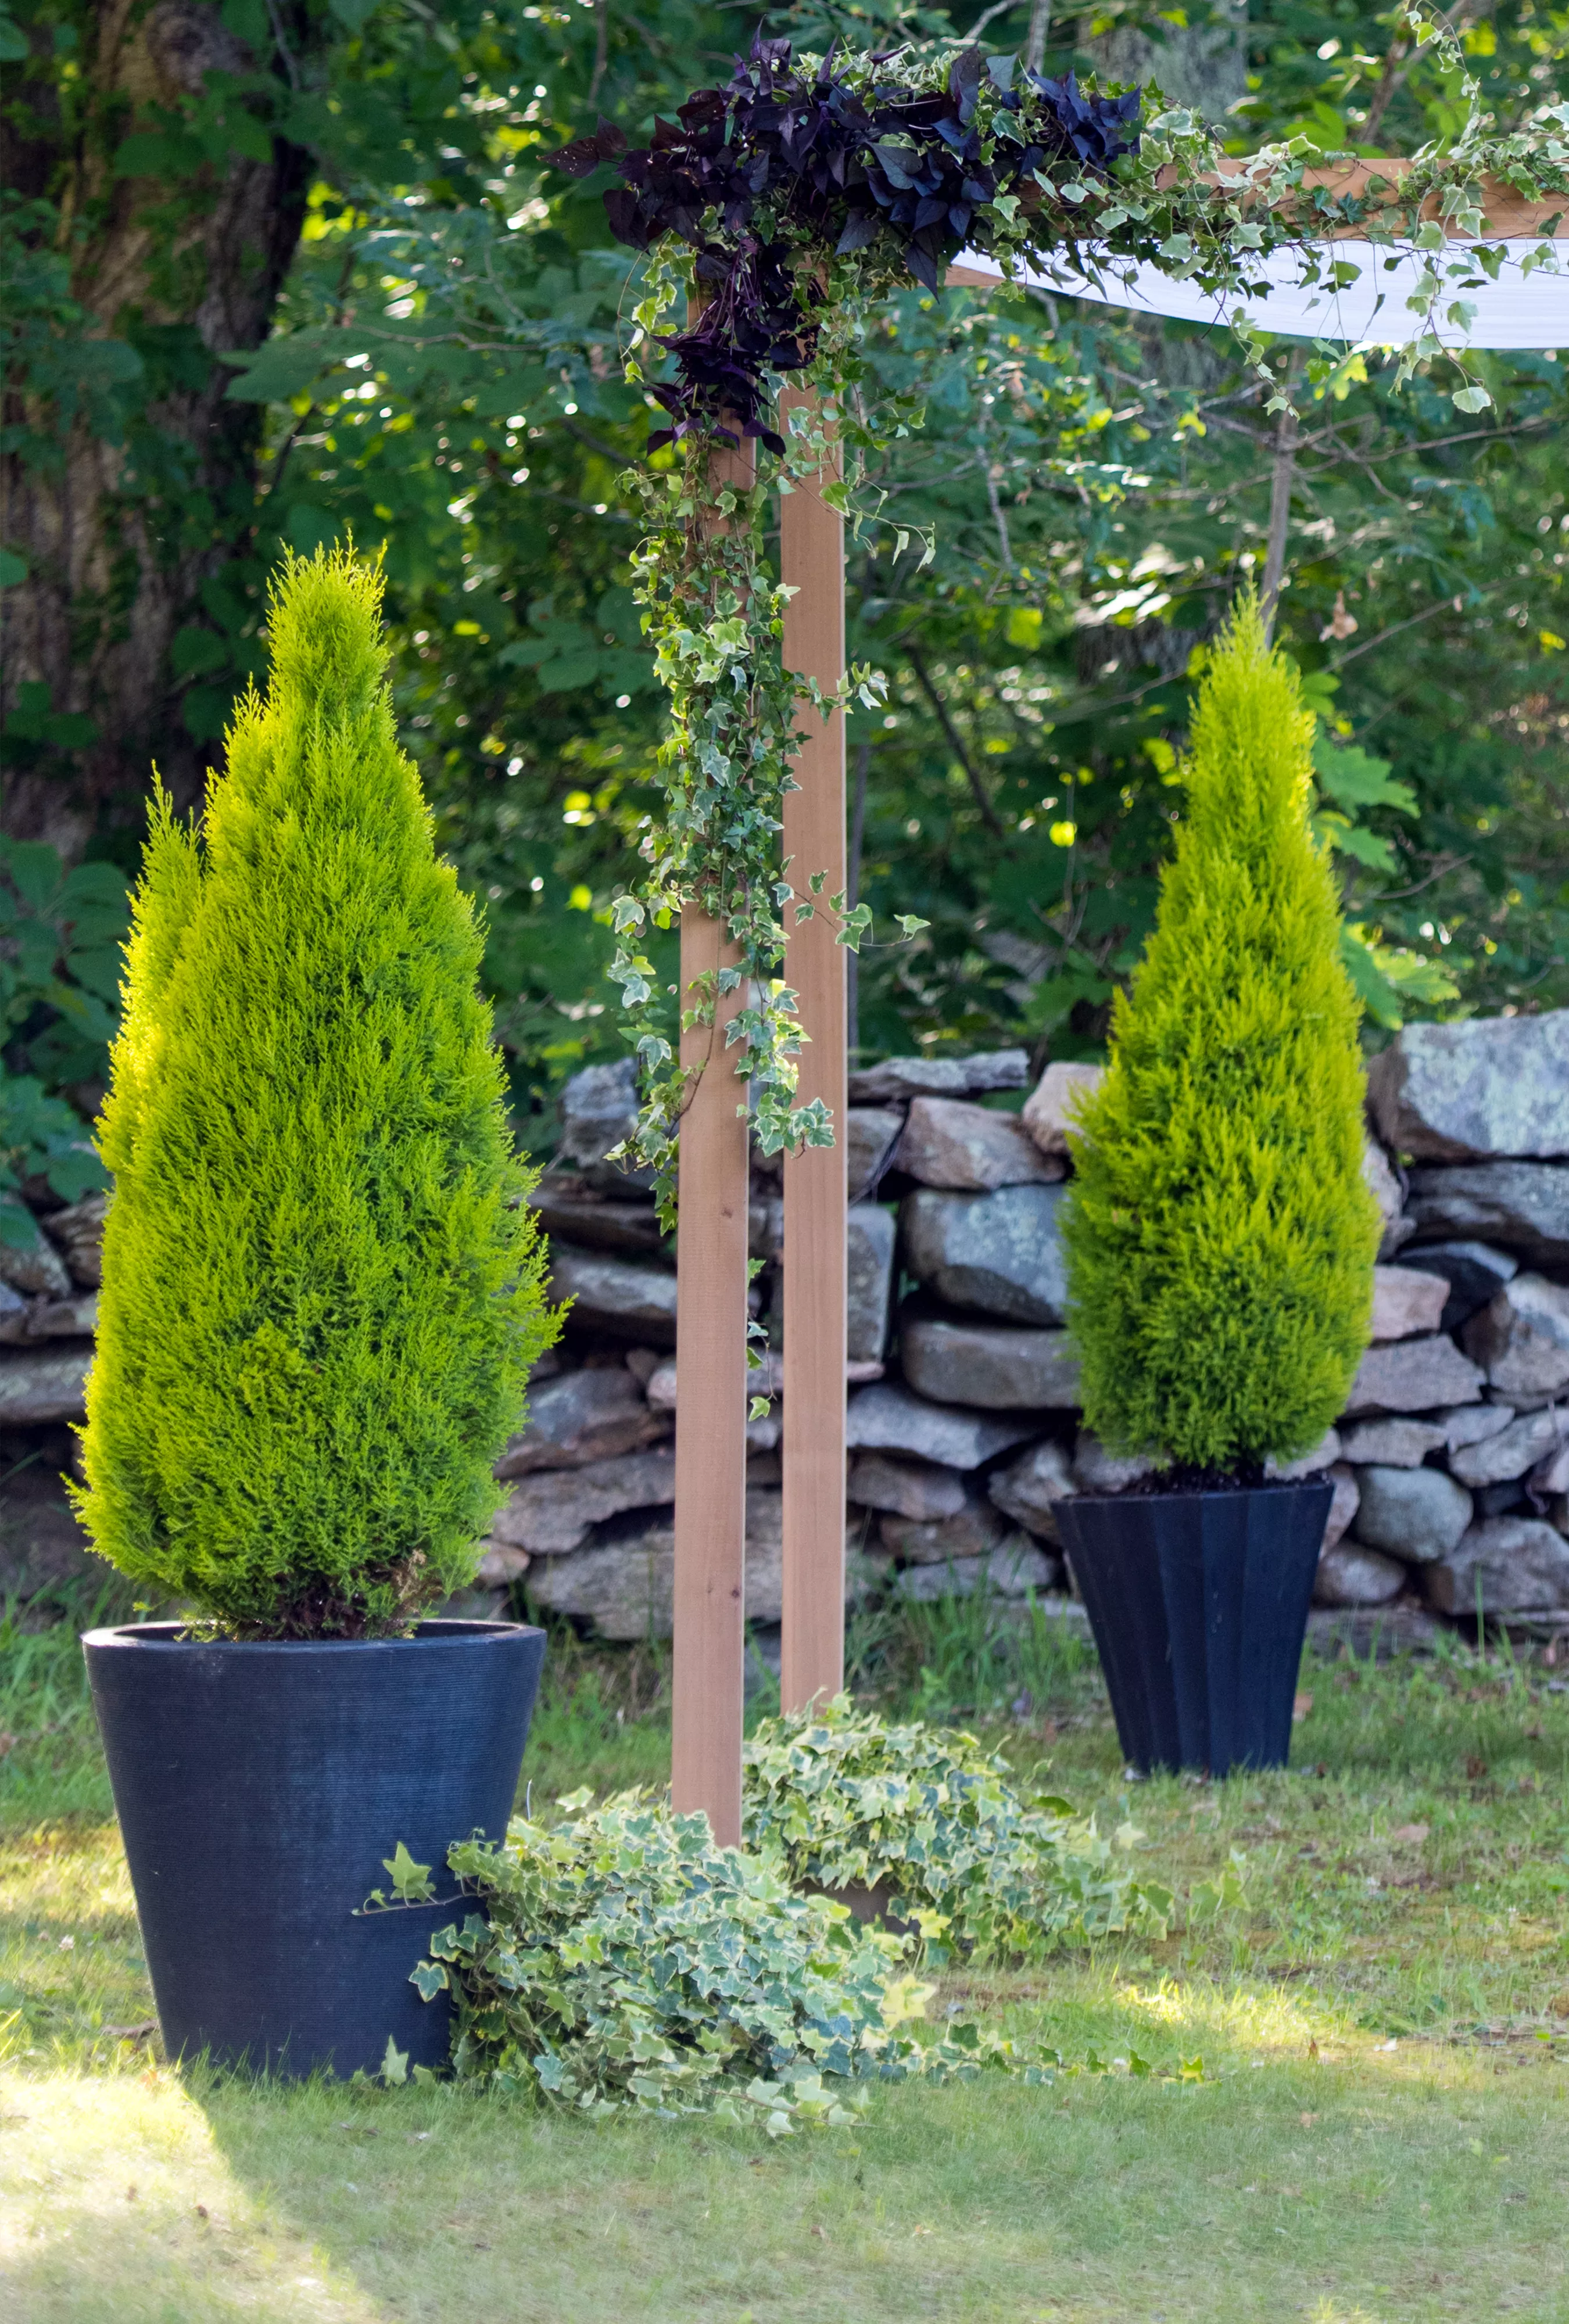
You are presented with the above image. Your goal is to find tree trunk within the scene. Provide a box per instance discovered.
[1090,1,1247,126]
[1,0,314,850]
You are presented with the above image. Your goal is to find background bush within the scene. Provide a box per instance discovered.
[74,547,557,1637]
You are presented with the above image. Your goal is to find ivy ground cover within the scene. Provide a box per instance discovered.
[2,1608,1567,2322]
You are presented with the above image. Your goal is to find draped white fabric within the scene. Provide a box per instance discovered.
[954,239,1569,349]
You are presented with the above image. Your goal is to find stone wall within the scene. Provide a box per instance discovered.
[4,1011,1567,1640]
[477,1010,1569,1645]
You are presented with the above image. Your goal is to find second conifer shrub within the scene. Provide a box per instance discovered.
[1060,593,1378,1478]
[75,547,558,1636]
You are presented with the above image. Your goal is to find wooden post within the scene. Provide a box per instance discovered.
[670,421,754,1847]
[779,386,849,1713]
[669,906,750,1845]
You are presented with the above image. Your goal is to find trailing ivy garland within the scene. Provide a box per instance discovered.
[553,6,1569,1208]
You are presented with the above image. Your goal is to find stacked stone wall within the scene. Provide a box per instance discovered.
[4,1013,1568,1642]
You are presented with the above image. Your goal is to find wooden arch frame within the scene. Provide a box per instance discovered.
[665,162,1569,1843]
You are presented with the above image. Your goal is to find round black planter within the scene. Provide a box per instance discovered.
[83,1618,545,2079]
[1055,1479,1330,1778]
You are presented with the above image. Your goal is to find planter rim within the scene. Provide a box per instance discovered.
[81,1616,542,1656]
[1057,1476,1332,1514]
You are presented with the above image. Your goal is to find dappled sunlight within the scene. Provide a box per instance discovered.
[0,2065,389,2322]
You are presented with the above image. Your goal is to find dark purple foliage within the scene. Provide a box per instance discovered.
[551,39,1140,456]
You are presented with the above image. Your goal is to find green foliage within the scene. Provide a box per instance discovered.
[741,1697,1171,1961]
[74,547,558,1637]
[1061,596,1381,1475]
[8,0,1569,1125]
[0,1077,101,1253]
[0,838,129,1093]
[420,1792,1027,2124]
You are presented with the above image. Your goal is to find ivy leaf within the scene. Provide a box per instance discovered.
[381,2036,410,2087]
[383,1842,435,1903]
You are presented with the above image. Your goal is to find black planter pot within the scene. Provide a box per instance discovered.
[1055,1479,1330,1778]
[83,1618,545,2079]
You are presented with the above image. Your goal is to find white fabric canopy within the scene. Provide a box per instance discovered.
[954,239,1569,349]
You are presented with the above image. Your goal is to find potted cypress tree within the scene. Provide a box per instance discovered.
[78,547,558,2076]
[1056,594,1378,1777]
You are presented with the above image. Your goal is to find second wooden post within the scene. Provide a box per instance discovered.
[779,386,849,1714]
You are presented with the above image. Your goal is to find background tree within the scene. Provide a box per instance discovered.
[3,0,1568,1149]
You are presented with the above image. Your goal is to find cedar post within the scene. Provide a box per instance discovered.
[779,386,849,1713]
[670,428,755,1847]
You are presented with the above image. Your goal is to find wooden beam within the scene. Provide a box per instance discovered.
[670,421,754,1847]
[779,386,849,1715]
[947,166,1569,293]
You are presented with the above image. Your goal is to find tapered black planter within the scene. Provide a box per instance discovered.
[1056,1480,1330,1777]
[83,1618,545,2078]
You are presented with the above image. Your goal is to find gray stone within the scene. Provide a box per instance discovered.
[0,1229,71,1301]
[525,1488,792,1639]
[956,1049,1031,1094]
[1353,1465,1473,1562]
[1437,1401,1516,1453]
[1071,1432,1159,1494]
[1363,1137,1414,1261]
[1021,1061,1103,1157]
[893,1536,1060,1602]
[1367,1010,1569,1163]
[1266,1427,1342,1481]
[1529,1440,1569,1497]
[1462,1274,1569,1401]
[496,1365,669,1477]
[847,1452,967,1522]
[847,1050,1029,1104]
[527,1174,667,1258]
[1370,1265,1448,1343]
[1473,1480,1528,1519]
[1449,1408,1568,1490]
[32,1293,98,1340]
[42,1192,108,1288]
[900,1183,1069,1325]
[1324,1462,1360,1550]
[475,1541,531,1587]
[548,1244,679,1344]
[1425,1517,1569,1614]
[0,1467,96,1599]
[0,1281,30,1344]
[1398,1241,1518,1336]
[1405,1163,1569,1264]
[749,1193,786,1264]
[1342,1334,1484,1418]
[1337,1418,1446,1468]
[987,1439,1075,1540]
[643,1355,784,1450]
[847,1203,897,1364]
[880,1493,1008,1563]
[894,1098,1063,1193]
[0,1290,98,1348]
[847,1109,907,1202]
[555,1058,640,1169]
[0,1344,92,1425]
[492,1446,678,1554]
[901,1317,1080,1410]
[845,1382,1038,1469]
[1313,1540,1407,1608]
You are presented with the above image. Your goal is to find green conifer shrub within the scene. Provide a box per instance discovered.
[75,547,558,1636]
[1060,593,1378,1477]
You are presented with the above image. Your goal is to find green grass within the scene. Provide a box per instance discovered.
[3,1593,1568,2321]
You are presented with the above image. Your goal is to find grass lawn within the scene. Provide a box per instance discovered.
[2,1593,1568,2323]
